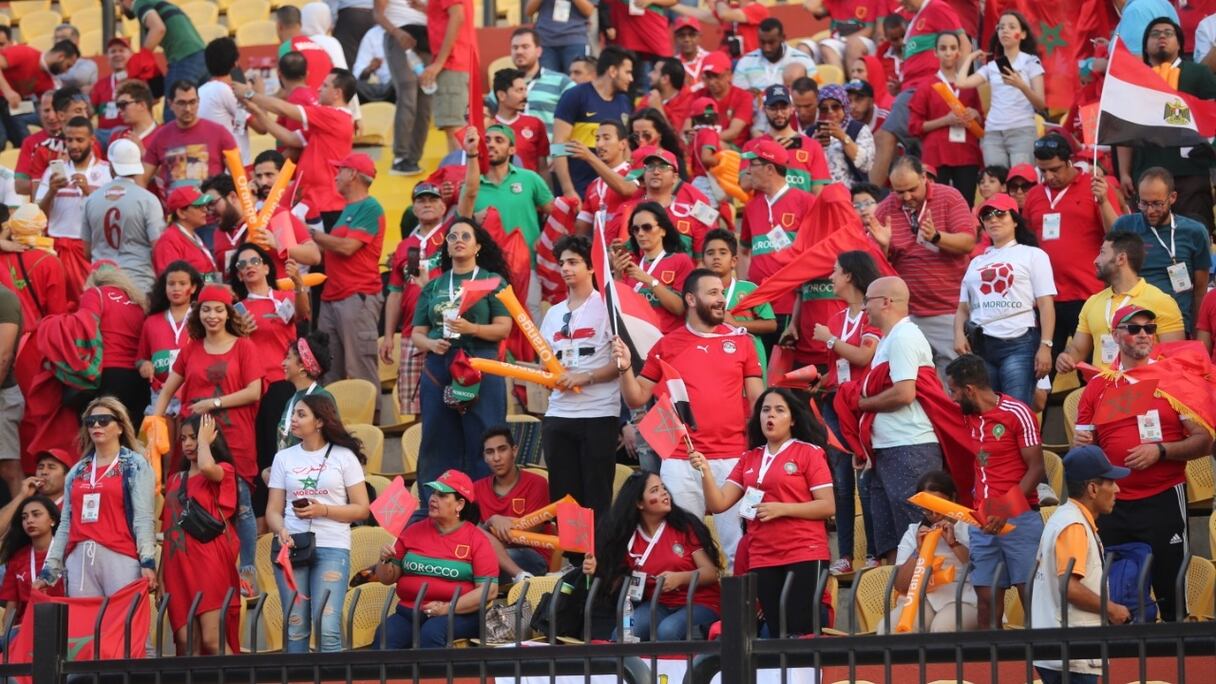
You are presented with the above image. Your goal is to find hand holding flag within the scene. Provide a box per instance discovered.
[369,476,419,538]
[638,395,692,460]
[557,503,595,554]
[455,276,502,315]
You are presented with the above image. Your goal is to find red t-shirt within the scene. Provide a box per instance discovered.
[0,45,54,97]
[616,251,695,333]
[1197,289,1216,361]
[14,129,50,180]
[821,307,881,389]
[965,394,1040,510]
[154,225,222,281]
[283,36,334,92]
[0,251,68,329]
[173,337,262,482]
[608,0,673,57]
[907,80,983,168]
[427,0,475,72]
[277,86,318,143]
[138,311,191,390]
[900,0,963,89]
[654,87,694,134]
[712,86,755,146]
[624,522,721,612]
[1076,373,1188,500]
[496,114,550,173]
[741,185,814,315]
[578,163,632,225]
[79,286,144,370]
[0,546,63,619]
[91,73,125,131]
[242,291,297,384]
[690,128,721,180]
[297,105,354,215]
[68,456,136,559]
[392,519,498,608]
[322,196,385,302]
[613,183,716,255]
[715,2,769,55]
[640,324,762,459]
[142,120,238,192]
[725,440,834,567]
[756,134,831,190]
[1022,172,1118,302]
[473,470,550,521]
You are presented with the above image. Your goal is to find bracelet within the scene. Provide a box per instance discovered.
[1156,443,1167,460]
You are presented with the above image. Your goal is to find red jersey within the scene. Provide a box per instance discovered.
[154,224,222,281]
[907,79,983,168]
[640,324,762,459]
[577,162,632,226]
[1022,172,1118,302]
[242,290,297,384]
[427,0,476,71]
[473,470,550,521]
[297,105,354,215]
[0,546,63,619]
[142,120,238,192]
[740,184,814,316]
[725,439,834,567]
[91,73,125,131]
[68,455,136,559]
[79,286,144,371]
[821,307,881,389]
[715,2,769,55]
[614,182,716,255]
[617,251,695,333]
[607,0,673,58]
[1076,372,1189,501]
[14,129,50,181]
[0,45,53,97]
[137,310,191,390]
[392,519,498,608]
[277,86,317,143]
[322,197,384,302]
[711,86,755,146]
[653,87,694,134]
[899,0,963,89]
[282,36,334,92]
[625,522,721,612]
[0,250,68,329]
[965,394,1040,510]
[173,337,262,481]
[495,114,550,173]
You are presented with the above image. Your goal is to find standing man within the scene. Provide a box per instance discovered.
[751,84,830,193]
[422,0,474,153]
[310,153,385,394]
[490,69,550,174]
[374,0,428,176]
[91,37,134,147]
[1074,306,1213,621]
[121,0,206,119]
[471,123,555,254]
[0,284,20,497]
[1111,168,1211,333]
[108,80,158,152]
[732,18,817,96]
[553,46,634,199]
[613,269,765,564]
[329,0,377,67]
[141,81,239,193]
[700,52,753,146]
[82,138,166,294]
[276,6,334,93]
[870,156,976,373]
[51,25,98,95]
[644,58,693,134]
[503,28,576,138]
[673,16,710,91]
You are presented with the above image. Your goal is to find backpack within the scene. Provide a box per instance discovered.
[529,567,590,640]
[1106,542,1158,623]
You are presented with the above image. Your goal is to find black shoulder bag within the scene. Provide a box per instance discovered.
[270,444,333,566]
[176,472,227,543]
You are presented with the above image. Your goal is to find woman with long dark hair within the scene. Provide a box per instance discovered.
[690,388,834,636]
[138,261,202,420]
[411,217,513,513]
[161,414,240,655]
[582,471,722,641]
[277,331,335,451]
[267,394,369,653]
[374,469,498,648]
[954,193,1056,405]
[908,32,984,207]
[612,201,694,333]
[0,495,63,623]
[629,108,687,178]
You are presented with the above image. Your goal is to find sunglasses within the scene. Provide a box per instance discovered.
[235,256,263,270]
[631,222,658,234]
[83,415,117,428]
[115,99,135,109]
[560,311,572,339]
[1117,323,1157,335]
[818,103,843,113]
[979,208,1011,221]
[1032,136,1071,160]
[1007,181,1034,192]
[446,231,475,243]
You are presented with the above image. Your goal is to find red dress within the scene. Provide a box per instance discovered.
[172,338,262,482]
[161,464,240,652]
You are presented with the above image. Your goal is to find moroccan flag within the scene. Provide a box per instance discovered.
[456,275,502,315]
[369,476,419,539]
[980,485,1032,522]
[9,578,151,672]
[657,359,697,430]
[638,394,691,459]
[1097,39,1216,147]
[1078,341,1216,437]
[1091,378,1159,426]
[592,218,661,372]
[556,503,595,554]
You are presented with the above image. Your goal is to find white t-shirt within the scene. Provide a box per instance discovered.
[539,290,621,418]
[34,158,113,239]
[1195,14,1216,64]
[979,52,1044,131]
[894,521,976,611]
[0,167,23,208]
[959,242,1057,339]
[870,317,937,448]
[382,0,425,27]
[269,442,366,550]
[198,80,250,163]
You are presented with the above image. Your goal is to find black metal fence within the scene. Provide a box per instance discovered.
[4,550,1215,684]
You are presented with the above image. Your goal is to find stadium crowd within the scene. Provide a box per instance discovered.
[0,0,1214,681]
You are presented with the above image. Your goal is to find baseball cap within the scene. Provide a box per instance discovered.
[106,36,131,50]
[741,139,789,166]
[36,447,78,470]
[1063,445,1130,483]
[1007,164,1038,185]
[763,84,792,107]
[844,79,874,98]
[166,186,216,213]
[412,182,443,200]
[702,51,731,76]
[640,145,678,168]
[329,152,377,179]
[426,469,477,502]
[1112,305,1156,327]
[108,138,143,177]
[672,16,701,33]
[978,193,1019,215]
[690,96,717,118]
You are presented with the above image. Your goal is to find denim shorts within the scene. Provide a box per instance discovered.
[969,508,1045,588]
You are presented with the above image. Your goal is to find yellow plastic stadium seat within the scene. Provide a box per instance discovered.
[522,466,549,481]
[195,22,228,44]
[227,0,271,32]
[0,148,20,169]
[254,583,284,652]
[8,1,51,23]
[120,15,139,39]
[180,1,219,27]
[272,0,310,8]
[25,32,54,51]
[815,64,844,85]
[71,7,104,32]
[59,0,96,21]
[354,101,394,147]
[1185,556,1215,621]
[377,333,399,391]
[1005,589,1024,628]
[612,463,635,499]
[1210,511,1216,563]
[852,514,868,571]
[248,132,277,159]
[1042,450,1063,502]
[17,9,61,42]
[0,15,9,27]
[1061,387,1083,446]
[346,582,397,648]
[505,574,561,639]
[810,29,831,43]
[849,565,897,634]
[78,29,102,57]
[235,19,277,46]
[400,422,421,479]
[325,378,377,425]
[350,526,394,577]
[1040,505,1057,524]
[1185,457,1214,507]
[364,473,392,497]
[346,423,385,474]
[254,533,276,594]
[486,55,514,82]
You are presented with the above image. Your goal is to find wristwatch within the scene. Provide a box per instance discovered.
[212,398,222,409]
[241,89,255,101]
[826,337,838,350]
[929,231,942,244]
[1041,340,1054,348]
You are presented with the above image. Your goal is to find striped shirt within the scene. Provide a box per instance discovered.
[965,395,1041,509]
[525,67,575,136]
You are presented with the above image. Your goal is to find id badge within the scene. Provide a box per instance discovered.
[766,226,792,251]
[948,125,966,143]
[81,493,101,523]
[103,101,118,120]
[1137,409,1163,443]
[441,305,462,339]
[1042,213,1061,240]
[691,200,719,226]
[836,357,852,384]
[1100,333,1118,364]
[739,486,764,521]
[915,234,941,253]
[276,297,296,324]
[167,348,180,372]
[1166,262,1192,293]
[628,0,645,15]
[627,570,646,602]
[552,0,571,23]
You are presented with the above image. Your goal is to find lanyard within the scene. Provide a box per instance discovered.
[757,439,793,485]
[448,266,480,302]
[634,251,666,292]
[1045,185,1070,211]
[90,455,120,487]
[936,70,958,96]
[1105,293,1133,330]
[627,521,667,568]
[177,225,212,260]
[166,309,189,345]
[839,308,863,343]
[246,291,275,303]
[1147,215,1177,262]
[416,222,445,255]
[765,184,790,229]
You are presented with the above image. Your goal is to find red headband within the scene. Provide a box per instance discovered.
[296,338,322,377]
[197,284,234,306]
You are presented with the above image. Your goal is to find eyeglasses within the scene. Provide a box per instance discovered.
[83,415,117,428]
[1117,323,1157,335]
[115,99,135,109]
[1137,200,1169,211]
[644,160,673,171]
[852,200,876,210]
[631,222,658,234]
[235,256,263,269]
[1148,29,1176,39]
[1033,136,1071,160]
[817,102,843,113]
[446,231,475,243]
[979,208,1011,221]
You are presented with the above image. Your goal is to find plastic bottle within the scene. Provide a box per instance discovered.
[622,599,639,643]
[406,49,438,95]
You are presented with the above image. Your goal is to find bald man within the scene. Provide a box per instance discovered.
[856,276,945,561]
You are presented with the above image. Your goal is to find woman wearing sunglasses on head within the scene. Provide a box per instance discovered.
[612,201,694,333]
[812,84,874,188]
[954,193,1056,405]
[34,398,157,597]
[410,217,513,516]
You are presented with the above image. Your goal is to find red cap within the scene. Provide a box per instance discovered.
[690,96,717,117]
[427,469,477,502]
[702,51,731,75]
[36,447,78,470]
[329,153,377,179]
[637,145,678,168]
[741,139,789,166]
[106,36,131,50]
[1112,305,1156,327]
[165,186,215,213]
[978,193,1019,214]
[197,284,235,306]
[672,16,702,33]
[1007,164,1038,185]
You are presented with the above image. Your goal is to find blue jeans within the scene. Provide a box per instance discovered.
[162,51,208,123]
[628,602,719,641]
[979,328,1039,406]
[236,479,256,571]
[375,603,481,648]
[538,43,588,74]
[273,546,350,653]
[506,546,548,577]
[412,348,501,522]
[823,397,876,561]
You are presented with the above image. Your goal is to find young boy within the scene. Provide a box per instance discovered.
[472,427,553,583]
[687,97,722,202]
[701,228,777,375]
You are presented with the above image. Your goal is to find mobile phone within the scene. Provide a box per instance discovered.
[406,247,420,277]
[550,143,569,157]
[233,301,249,317]
[49,159,68,178]
[994,55,1013,75]
[292,498,311,508]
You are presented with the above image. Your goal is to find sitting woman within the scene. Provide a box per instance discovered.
[583,471,722,641]
[375,470,498,649]
[878,470,978,634]
[0,495,63,632]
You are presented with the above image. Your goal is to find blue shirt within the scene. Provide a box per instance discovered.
[1115,0,1179,55]
[553,82,632,197]
[1111,211,1212,331]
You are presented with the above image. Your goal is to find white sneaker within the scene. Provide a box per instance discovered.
[1036,482,1060,507]
[512,571,535,584]
[829,557,853,575]
[861,556,880,570]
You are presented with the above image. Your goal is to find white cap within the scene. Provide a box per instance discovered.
[107,138,143,177]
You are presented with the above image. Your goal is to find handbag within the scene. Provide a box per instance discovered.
[963,319,986,356]
[176,472,227,543]
[483,598,535,643]
[270,444,332,566]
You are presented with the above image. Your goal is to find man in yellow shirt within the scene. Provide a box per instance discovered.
[1056,231,1184,373]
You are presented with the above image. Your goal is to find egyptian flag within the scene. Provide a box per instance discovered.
[1097,38,1216,148]
[591,218,661,374]
[657,359,697,431]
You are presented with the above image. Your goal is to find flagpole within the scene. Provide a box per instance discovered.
[1093,36,1118,170]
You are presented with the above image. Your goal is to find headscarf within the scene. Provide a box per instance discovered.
[818,84,853,125]
[859,54,894,108]
[4,204,54,253]
[301,2,333,36]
